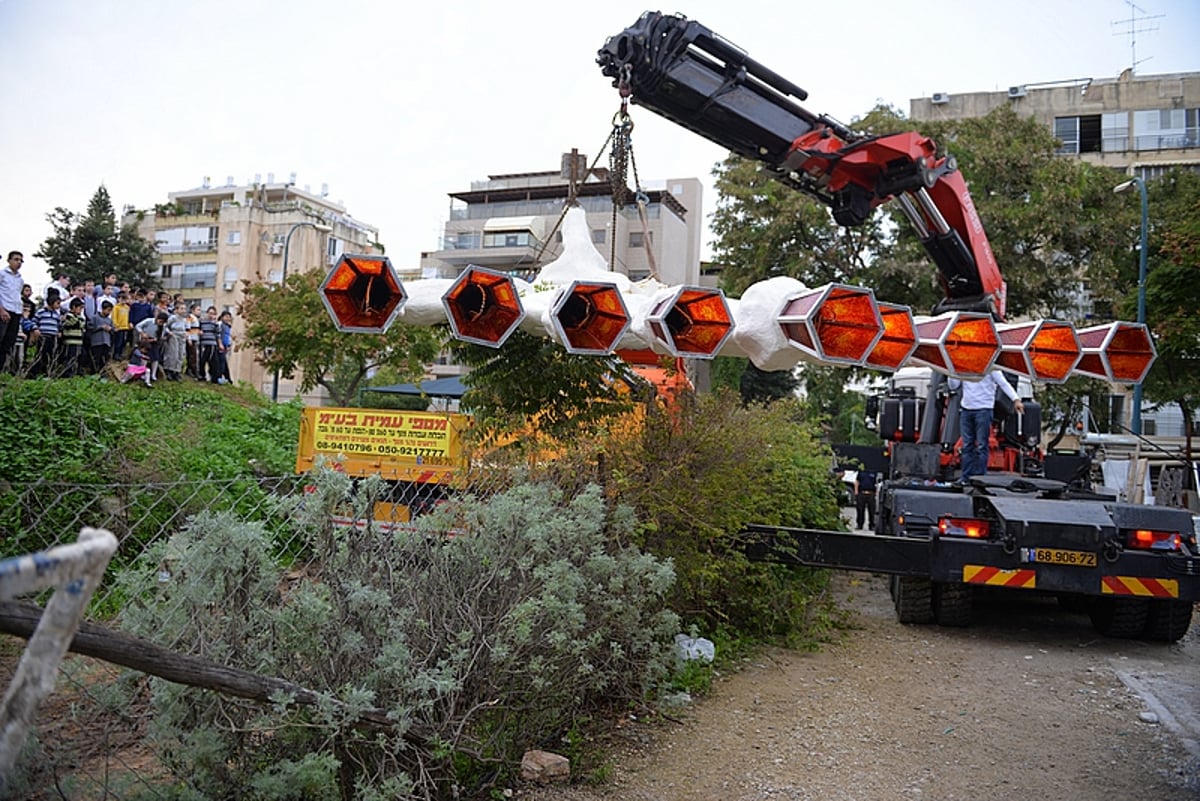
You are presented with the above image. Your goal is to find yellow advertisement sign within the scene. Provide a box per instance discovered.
[296,407,468,478]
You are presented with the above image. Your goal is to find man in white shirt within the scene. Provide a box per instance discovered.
[951,371,1024,483]
[0,251,24,372]
[43,273,70,304]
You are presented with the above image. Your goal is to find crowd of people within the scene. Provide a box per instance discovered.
[0,250,234,386]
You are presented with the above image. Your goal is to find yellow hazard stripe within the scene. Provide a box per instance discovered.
[1101,576,1179,598]
[963,565,1037,589]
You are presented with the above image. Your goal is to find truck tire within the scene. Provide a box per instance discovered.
[1089,597,1149,639]
[933,582,972,627]
[1142,600,1194,643]
[892,576,934,624]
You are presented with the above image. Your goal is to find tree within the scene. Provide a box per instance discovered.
[1125,169,1200,464]
[711,154,889,296]
[739,362,801,406]
[35,185,160,289]
[448,331,640,447]
[239,269,441,406]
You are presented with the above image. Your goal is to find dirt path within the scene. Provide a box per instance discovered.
[521,573,1200,801]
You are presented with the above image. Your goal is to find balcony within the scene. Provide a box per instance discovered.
[157,241,218,255]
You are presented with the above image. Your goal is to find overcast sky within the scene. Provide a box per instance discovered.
[3,0,1197,290]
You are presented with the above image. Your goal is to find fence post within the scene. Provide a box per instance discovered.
[0,526,118,788]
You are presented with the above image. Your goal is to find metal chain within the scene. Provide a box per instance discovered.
[609,107,633,271]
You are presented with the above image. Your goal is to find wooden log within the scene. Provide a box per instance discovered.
[0,600,431,746]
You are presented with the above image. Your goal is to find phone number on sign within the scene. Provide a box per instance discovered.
[315,441,447,458]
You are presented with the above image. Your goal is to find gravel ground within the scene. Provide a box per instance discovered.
[518,572,1200,801]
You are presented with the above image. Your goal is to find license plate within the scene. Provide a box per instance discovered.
[1026,547,1098,568]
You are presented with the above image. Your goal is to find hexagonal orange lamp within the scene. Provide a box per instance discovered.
[646,287,734,358]
[777,284,883,366]
[550,281,631,354]
[442,265,526,348]
[865,302,919,372]
[319,254,406,333]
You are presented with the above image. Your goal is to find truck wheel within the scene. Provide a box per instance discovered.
[1142,600,1194,643]
[893,576,934,624]
[1089,597,1149,639]
[933,582,972,627]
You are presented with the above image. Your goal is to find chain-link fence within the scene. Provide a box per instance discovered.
[0,468,521,800]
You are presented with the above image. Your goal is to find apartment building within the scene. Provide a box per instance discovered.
[123,175,381,401]
[418,151,704,378]
[909,69,1200,178]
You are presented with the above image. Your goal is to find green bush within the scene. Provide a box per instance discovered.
[0,375,300,486]
[515,389,845,645]
[0,376,301,561]
[115,469,678,800]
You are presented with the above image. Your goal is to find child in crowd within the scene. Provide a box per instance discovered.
[112,291,131,359]
[122,343,150,386]
[59,297,87,377]
[185,304,201,379]
[28,294,62,378]
[217,310,234,384]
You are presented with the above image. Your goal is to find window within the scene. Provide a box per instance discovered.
[1142,419,1157,436]
[182,262,217,290]
[1101,112,1128,152]
[1054,115,1100,154]
[161,264,175,278]
[591,229,606,245]
[629,231,652,248]
[1054,117,1079,154]
[226,230,241,245]
[1133,108,1197,150]
[222,267,238,290]
[482,231,534,248]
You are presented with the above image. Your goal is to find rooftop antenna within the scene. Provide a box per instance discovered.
[1112,1,1163,75]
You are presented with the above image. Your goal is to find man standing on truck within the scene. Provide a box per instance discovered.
[854,469,877,531]
[951,371,1024,484]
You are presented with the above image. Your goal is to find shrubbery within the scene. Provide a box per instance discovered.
[0,376,301,561]
[0,375,300,485]
[480,388,846,645]
[115,470,678,800]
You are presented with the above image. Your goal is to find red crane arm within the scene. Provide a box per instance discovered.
[598,11,1008,319]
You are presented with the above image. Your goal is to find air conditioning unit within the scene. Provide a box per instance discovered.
[223,281,235,292]
[268,242,283,255]
[931,92,950,105]
[1008,85,1028,98]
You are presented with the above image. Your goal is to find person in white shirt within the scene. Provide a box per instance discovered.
[0,251,25,372]
[950,371,1024,483]
[43,273,70,305]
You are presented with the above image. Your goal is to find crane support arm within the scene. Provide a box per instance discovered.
[598,11,1007,318]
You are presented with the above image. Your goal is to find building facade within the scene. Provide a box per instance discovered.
[909,70,1200,179]
[123,175,381,401]
[418,151,704,377]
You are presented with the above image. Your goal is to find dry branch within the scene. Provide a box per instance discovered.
[0,600,432,747]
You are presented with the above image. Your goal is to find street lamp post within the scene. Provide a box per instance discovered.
[271,221,333,402]
[1114,176,1148,435]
